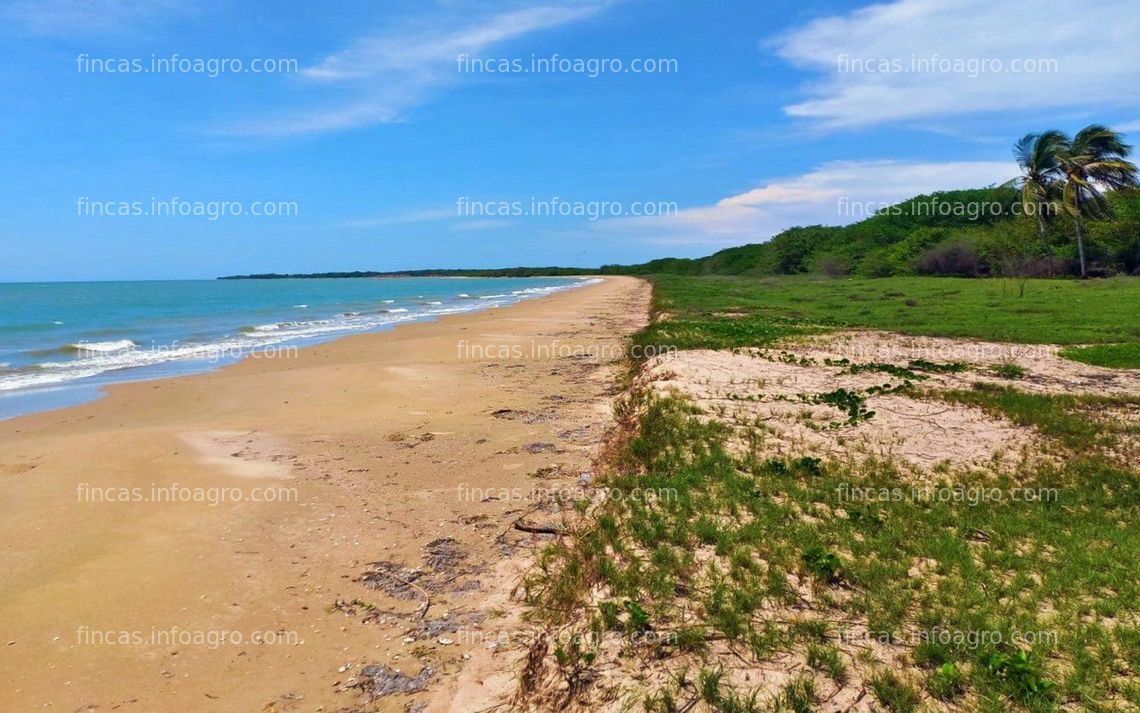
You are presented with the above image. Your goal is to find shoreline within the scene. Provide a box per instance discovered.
[0,276,650,713]
[0,276,596,421]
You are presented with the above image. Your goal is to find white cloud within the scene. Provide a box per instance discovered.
[603,159,1016,247]
[225,3,607,137]
[1117,120,1140,134]
[773,0,1140,128]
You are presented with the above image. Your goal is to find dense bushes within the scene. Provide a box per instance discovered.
[915,241,982,276]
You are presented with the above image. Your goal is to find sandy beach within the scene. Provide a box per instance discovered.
[0,276,650,713]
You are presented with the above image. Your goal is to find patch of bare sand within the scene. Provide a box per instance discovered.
[178,430,294,479]
[644,348,1039,473]
[786,330,1140,396]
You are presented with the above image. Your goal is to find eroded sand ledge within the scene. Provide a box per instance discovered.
[0,276,650,713]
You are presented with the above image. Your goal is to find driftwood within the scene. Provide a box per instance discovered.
[512,518,568,536]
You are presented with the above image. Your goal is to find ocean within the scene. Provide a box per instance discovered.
[0,276,592,419]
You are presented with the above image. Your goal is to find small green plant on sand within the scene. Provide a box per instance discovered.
[991,361,1028,379]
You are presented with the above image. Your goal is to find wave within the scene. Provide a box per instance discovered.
[387,308,409,313]
[67,339,137,354]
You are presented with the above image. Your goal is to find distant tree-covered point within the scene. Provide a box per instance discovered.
[218,267,599,280]
[223,134,1140,283]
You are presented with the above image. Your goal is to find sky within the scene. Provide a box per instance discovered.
[2,0,1139,281]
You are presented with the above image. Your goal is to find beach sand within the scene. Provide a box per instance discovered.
[0,276,650,713]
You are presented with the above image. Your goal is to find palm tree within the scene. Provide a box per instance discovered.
[1006,130,1066,275]
[1058,125,1139,277]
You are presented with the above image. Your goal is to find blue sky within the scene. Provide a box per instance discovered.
[2,0,1139,281]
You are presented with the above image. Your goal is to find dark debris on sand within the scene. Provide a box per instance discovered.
[352,665,433,699]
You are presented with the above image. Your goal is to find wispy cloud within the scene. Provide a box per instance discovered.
[224,2,608,137]
[601,159,1016,247]
[773,0,1140,129]
[4,0,184,35]
[340,209,455,229]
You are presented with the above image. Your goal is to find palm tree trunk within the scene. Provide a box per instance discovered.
[1036,211,1053,276]
[1073,199,1088,278]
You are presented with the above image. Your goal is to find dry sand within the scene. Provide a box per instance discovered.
[645,348,1042,473]
[0,276,650,713]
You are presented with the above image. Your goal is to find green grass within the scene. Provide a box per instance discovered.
[523,274,1140,711]
[1060,343,1140,369]
[526,392,1140,711]
[644,274,1140,347]
[938,382,1139,452]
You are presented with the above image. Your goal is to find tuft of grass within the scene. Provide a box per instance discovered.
[991,361,1028,379]
[774,675,817,713]
[805,642,847,685]
[869,670,922,712]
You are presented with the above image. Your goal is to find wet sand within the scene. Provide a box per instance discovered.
[0,276,650,713]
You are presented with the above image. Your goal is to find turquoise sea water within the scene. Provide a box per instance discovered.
[0,276,590,419]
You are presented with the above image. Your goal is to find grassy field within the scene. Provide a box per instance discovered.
[524,275,1140,712]
[637,275,1140,366]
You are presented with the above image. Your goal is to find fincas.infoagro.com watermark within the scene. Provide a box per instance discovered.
[456,482,678,504]
[836,54,1058,77]
[835,483,1059,506]
[76,197,299,220]
[76,482,298,506]
[456,53,677,78]
[456,339,675,361]
[76,53,298,77]
[75,626,300,649]
[70,340,298,364]
[837,195,1061,221]
[456,196,677,221]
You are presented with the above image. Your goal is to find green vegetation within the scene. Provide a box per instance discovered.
[1057,125,1140,278]
[523,274,1140,711]
[990,362,1028,380]
[614,125,1138,280]
[641,273,1140,346]
[938,383,1140,452]
[526,389,1139,710]
[1061,343,1140,369]
[602,188,1140,281]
